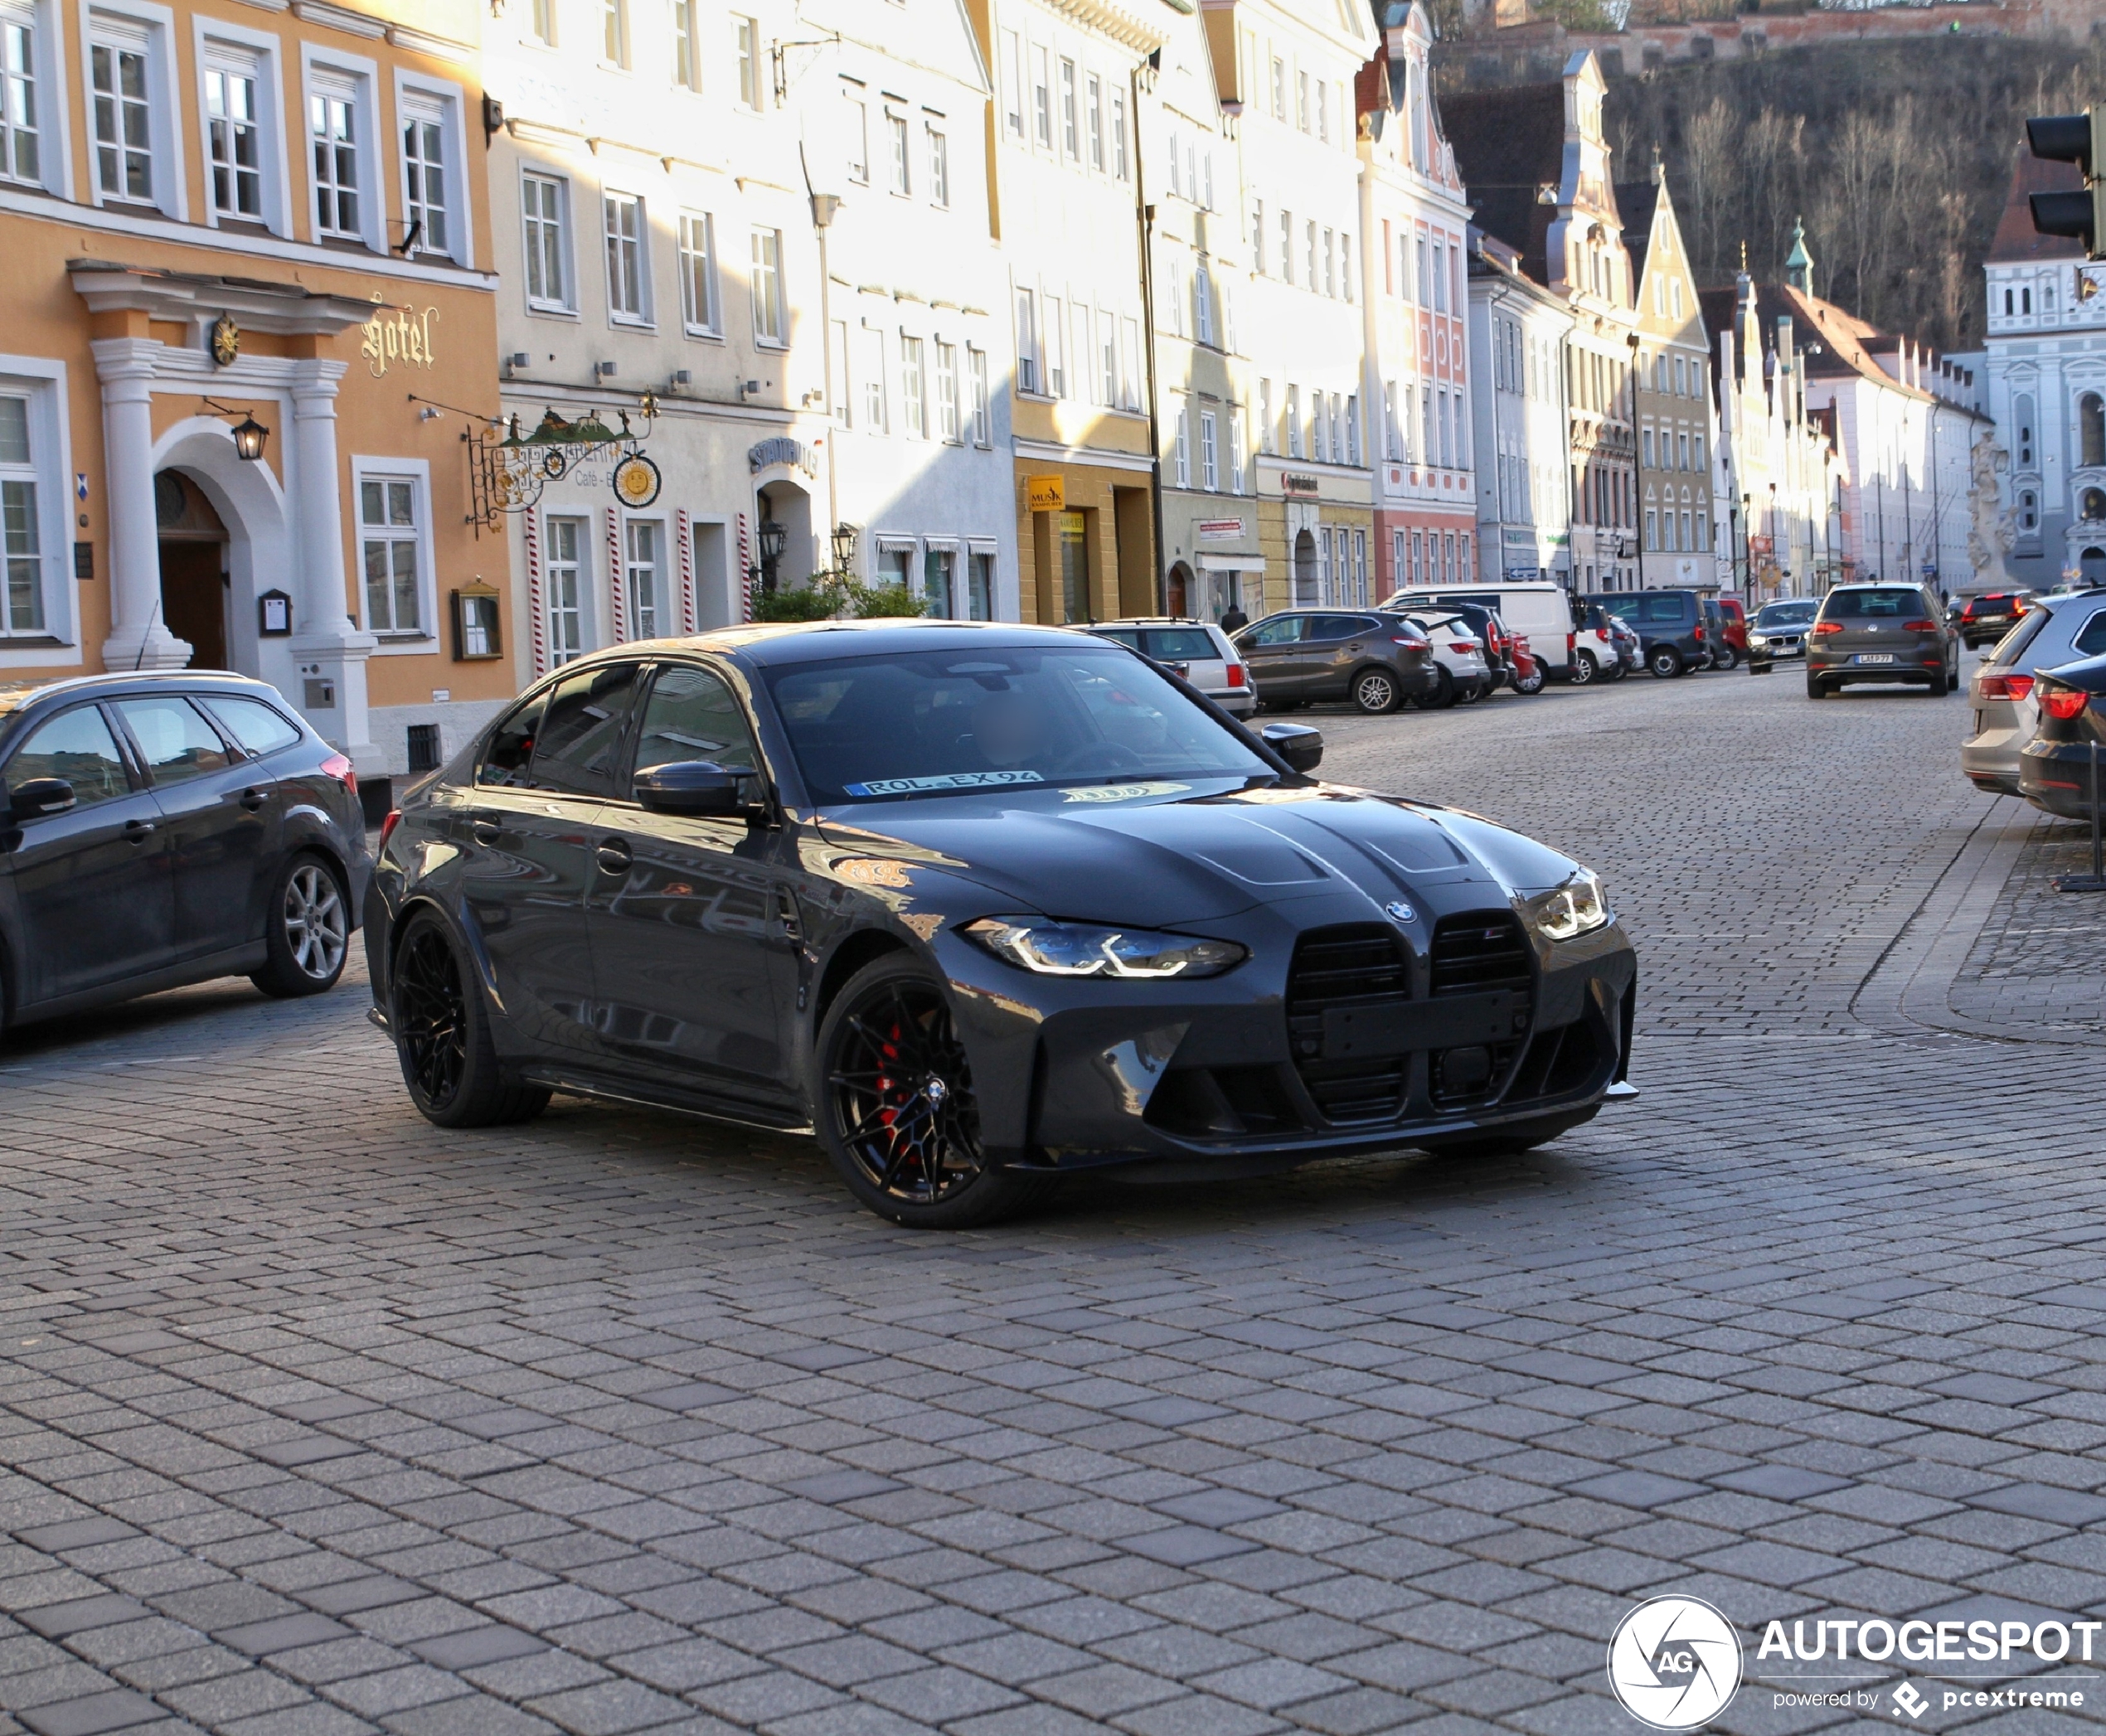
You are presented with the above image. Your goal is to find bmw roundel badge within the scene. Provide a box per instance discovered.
[1384,900,1416,924]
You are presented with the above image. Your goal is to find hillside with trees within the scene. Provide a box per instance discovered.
[1446,32,2104,352]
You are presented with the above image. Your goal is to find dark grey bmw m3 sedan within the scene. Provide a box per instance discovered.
[366,621,1636,1227]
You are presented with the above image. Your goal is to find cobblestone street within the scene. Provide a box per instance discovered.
[5,662,2106,1736]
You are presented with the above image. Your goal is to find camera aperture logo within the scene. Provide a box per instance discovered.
[1608,1597,1743,1729]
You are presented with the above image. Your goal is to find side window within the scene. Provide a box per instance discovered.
[4,705,132,811]
[201,695,303,758]
[530,662,641,797]
[113,696,235,788]
[2073,610,2106,658]
[1092,628,1143,651]
[479,691,546,787]
[1640,594,1684,624]
[630,665,759,788]
[1245,616,1304,646]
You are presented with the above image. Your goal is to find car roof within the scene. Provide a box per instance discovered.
[0,668,289,720]
[552,618,1104,672]
[1089,618,1218,628]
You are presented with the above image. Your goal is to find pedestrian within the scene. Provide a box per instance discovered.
[1220,601,1249,635]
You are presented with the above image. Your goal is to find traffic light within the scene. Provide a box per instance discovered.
[2027,108,2106,258]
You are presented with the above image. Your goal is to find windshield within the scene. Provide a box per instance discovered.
[764,645,1274,804]
[1756,601,1817,627]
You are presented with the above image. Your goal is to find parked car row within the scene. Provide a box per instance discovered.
[1951,586,2106,812]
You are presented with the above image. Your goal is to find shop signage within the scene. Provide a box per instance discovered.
[362,305,439,378]
[749,436,818,477]
[1026,474,1065,512]
[1196,518,1245,539]
[1282,474,1319,497]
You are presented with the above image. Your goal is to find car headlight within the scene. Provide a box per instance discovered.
[963,917,1247,978]
[1525,870,1610,942]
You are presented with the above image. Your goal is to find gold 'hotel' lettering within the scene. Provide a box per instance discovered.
[362,306,440,377]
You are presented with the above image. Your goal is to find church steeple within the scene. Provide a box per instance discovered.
[1783,216,1814,293]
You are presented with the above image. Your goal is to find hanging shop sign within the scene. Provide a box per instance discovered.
[467,398,660,531]
[362,305,440,378]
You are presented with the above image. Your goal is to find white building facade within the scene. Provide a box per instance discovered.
[1466,235,1573,584]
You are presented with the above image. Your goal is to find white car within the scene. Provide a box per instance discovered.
[1402,612,1493,708]
[1085,618,1255,717]
[1384,582,1580,681]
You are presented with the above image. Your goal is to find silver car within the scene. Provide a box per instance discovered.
[1962,588,2106,794]
[1085,618,1255,717]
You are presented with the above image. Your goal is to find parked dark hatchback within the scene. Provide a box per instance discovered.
[1234,609,1440,713]
[2020,652,2106,818]
[365,623,1636,1229]
[1584,589,1708,677]
[0,672,368,1033]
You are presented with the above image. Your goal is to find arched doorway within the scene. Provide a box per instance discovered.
[153,471,230,669]
[2082,546,2106,585]
[1166,560,1192,618]
[1293,530,1317,606]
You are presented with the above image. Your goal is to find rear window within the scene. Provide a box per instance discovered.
[1987,607,2049,667]
[1822,589,1924,620]
[1143,628,1219,662]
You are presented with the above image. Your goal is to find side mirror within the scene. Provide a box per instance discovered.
[1261,721,1323,774]
[9,778,75,822]
[633,760,747,817]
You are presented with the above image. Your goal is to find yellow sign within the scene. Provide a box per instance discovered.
[1026,474,1065,513]
[362,305,439,377]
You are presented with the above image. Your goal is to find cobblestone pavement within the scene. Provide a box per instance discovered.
[1949,807,2106,1038]
[5,660,2106,1736]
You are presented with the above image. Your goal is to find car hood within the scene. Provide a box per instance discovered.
[814,782,1580,926]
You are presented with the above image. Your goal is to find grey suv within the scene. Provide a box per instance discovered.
[1806,584,1960,698]
[1235,610,1439,714]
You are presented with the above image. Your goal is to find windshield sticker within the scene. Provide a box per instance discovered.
[1061,782,1192,803]
[842,770,1046,797]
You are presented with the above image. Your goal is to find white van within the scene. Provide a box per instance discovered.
[1379,582,1579,681]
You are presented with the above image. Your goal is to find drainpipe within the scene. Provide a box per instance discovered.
[1134,64,1165,621]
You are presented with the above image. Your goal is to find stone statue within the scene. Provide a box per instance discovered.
[1967,431,2015,590]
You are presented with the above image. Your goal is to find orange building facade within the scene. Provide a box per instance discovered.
[0,0,505,794]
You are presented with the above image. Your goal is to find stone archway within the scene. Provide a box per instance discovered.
[148,416,294,687]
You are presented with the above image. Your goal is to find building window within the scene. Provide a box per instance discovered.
[604,192,648,322]
[1201,410,1217,491]
[1296,69,1308,133]
[203,51,261,220]
[0,395,45,634]
[626,519,661,638]
[546,514,586,662]
[2082,392,2104,470]
[1195,263,1213,347]
[309,76,362,239]
[677,211,717,333]
[1044,293,1065,395]
[602,0,628,66]
[360,475,424,636]
[1085,74,1102,170]
[1269,56,1284,121]
[2020,489,2038,531]
[672,0,697,89]
[527,0,555,45]
[861,327,886,430]
[968,550,994,619]
[936,341,958,441]
[1121,318,1140,410]
[1174,408,1190,487]
[1110,85,1127,179]
[1031,44,1050,148]
[1015,287,1038,394]
[1001,29,1021,138]
[1099,309,1116,405]
[1059,57,1077,158]
[2016,395,2035,468]
[969,347,990,445]
[888,111,909,195]
[1342,235,1352,303]
[400,98,449,257]
[900,335,925,438]
[830,319,850,425]
[927,126,948,207]
[522,172,569,309]
[1,13,39,185]
[1279,210,1293,283]
[735,16,759,109]
[1345,394,1359,467]
[1643,427,1654,468]
[843,86,866,182]
[750,227,784,342]
[1229,410,1244,492]
[1286,385,1301,458]
[91,27,153,202]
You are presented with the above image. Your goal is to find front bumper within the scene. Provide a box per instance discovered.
[1749,634,1805,658]
[932,907,1637,1176]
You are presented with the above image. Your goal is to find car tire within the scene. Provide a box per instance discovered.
[250,854,352,998]
[1807,676,1829,700]
[1608,657,1628,681]
[1415,667,1458,710]
[1455,676,1483,705]
[1712,645,1739,672]
[1569,651,1598,686]
[1925,667,1948,697]
[1351,667,1402,714]
[391,909,551,1129]
[1515,666,1546,696]
[816,953,1053,1229]
[1647,646,1682,679]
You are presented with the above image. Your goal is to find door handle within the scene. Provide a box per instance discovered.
[595,837,633,875]
[472,816,503,845]
[123,818,156,842]
[240,788,268,812]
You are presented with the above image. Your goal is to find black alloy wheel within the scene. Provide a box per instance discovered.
[391,911,549,1127]
[818,955,1047,1228]
[1352,667,1401,714]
